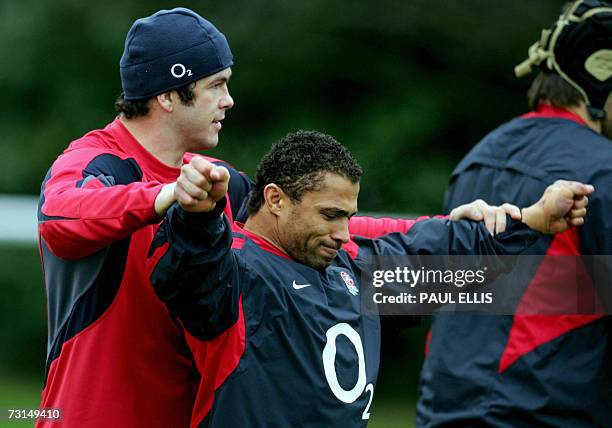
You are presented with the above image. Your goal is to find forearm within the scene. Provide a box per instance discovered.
[359,218,539,317]
[39,150,169,258]
[148,199,240,339]
[355,217,537,258]
[349,215,442,239]
[40,180,165,258]
[445,218,539,256]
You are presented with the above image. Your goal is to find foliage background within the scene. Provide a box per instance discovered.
[0,0,564,425]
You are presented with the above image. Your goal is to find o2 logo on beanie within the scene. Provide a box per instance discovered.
[171,63,193,79]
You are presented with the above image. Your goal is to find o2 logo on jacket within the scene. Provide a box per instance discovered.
[322,323,373,419]
[340,271,359,296]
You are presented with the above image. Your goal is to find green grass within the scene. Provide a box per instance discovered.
[0,376,415,427]
[369,397,416,428]
[0,376,43,427]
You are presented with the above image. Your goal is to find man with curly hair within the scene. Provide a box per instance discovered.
[148,130,591,427]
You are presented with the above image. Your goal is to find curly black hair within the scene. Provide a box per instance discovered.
[114,83,197,119]
[247,130,363,215]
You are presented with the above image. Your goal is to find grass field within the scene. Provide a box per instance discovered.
[0,377,42,427]
[369,398,416,428]
[0,376,416,427]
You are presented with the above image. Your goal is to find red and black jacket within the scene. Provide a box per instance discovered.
[36,118,251,428]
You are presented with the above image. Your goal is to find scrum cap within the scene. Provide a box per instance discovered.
[515,0,612,118]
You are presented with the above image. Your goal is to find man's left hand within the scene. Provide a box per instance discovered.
[449,200,522,235]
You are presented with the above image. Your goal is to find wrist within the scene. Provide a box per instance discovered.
[178,196,227,225]
[154,183,177,216]
[521,205,546,233]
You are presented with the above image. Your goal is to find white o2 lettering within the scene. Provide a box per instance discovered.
[322,323,374,420]
[171,63,193,79]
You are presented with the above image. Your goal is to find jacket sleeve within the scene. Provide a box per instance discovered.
[38,149,251,260]
[38,149,165,259]
[148,199,241,340]
[348,215,445,239]
[353,217,537,258]
[358,218,538,331]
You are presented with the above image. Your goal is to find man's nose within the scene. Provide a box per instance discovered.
[330,220,350,245]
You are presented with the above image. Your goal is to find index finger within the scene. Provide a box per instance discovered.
[209,165,230,182]
[190,156,215,175]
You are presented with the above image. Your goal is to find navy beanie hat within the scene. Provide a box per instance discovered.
[120,8,233,100]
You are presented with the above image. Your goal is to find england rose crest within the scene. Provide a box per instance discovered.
[340,271,359,296]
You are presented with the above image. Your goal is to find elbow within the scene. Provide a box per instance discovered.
[39,221,103,260]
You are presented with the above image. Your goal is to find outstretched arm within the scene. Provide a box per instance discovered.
[348,201,522,240]
[39,147,250,260]
[39,150,169,259]
[355,180,593,258]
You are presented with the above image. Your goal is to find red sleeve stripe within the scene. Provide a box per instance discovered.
[186,297,246,427]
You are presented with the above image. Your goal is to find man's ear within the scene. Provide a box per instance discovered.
[263,184,287,217]
[155,91,174,112]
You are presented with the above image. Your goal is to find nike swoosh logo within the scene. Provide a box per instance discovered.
[292,280,311,290]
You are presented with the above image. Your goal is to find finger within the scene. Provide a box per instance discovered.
[209,165,230,183]
[208,178,229,203]
[546,184,575,216]
[567,207,587,219]
[190,156,215,176]
[448,206,460,221]
[197,190,209,201]
[553,180,595,197]
[572,196,588,209]
[174,186,197,207]
[501,203,521,220]
[449,200,485,221]
[448,205,466,221]
[495,208,507,235]
[568,217,585,227]
[176,178,209,200]
[182,166,213,192]
[483,207,496,235]
[471,200,488,219]
[206,167,230,203]
[451,206,483,221]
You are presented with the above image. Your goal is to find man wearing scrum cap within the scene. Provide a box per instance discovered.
[35,8,252,428]
[417,1,612,426]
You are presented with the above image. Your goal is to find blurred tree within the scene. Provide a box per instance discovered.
[0,1,569,411]
[0,0,563,215]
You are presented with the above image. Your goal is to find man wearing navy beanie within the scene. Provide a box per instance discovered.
[36,8,251,428]
[120,8,233,101]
